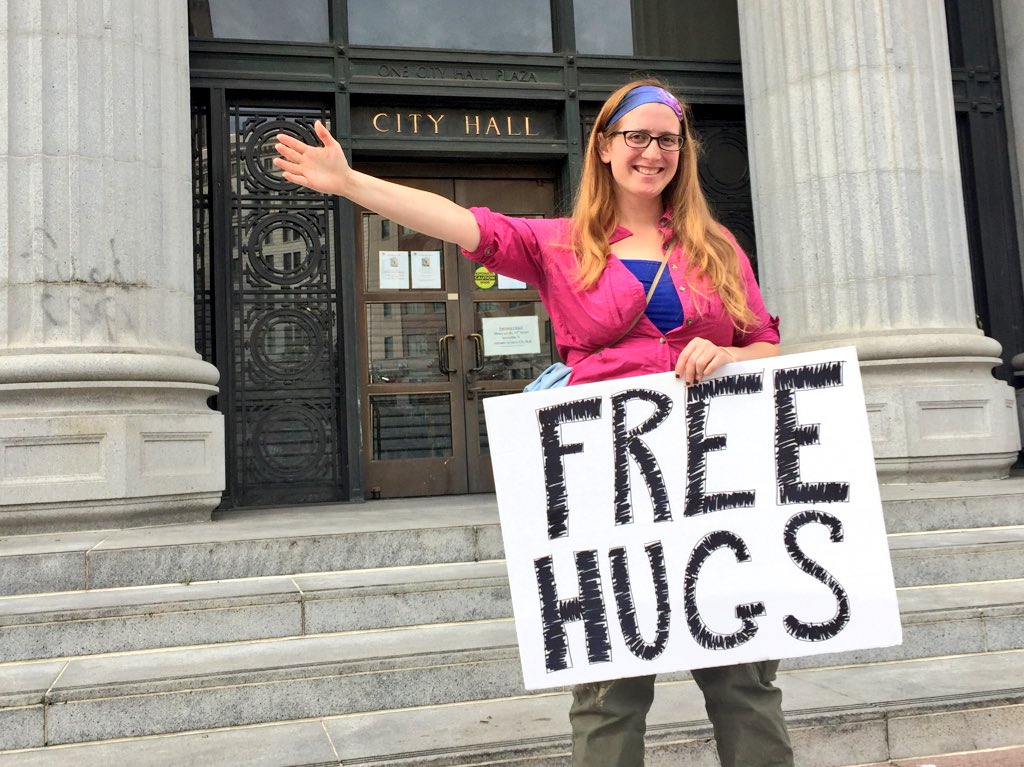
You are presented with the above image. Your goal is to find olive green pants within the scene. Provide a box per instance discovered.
[569,661,793,767]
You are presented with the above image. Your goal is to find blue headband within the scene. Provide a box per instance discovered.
[607,86,684,128]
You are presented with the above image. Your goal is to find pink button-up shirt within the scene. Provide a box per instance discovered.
[462,207,780,386]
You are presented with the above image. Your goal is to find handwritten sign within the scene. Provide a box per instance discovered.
[483,347,901,690]
[481,316,541,356]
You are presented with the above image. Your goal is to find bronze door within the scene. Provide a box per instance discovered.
[356,168,556,498]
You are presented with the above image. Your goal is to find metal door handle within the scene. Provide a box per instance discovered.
[438,334,456,374]
[468,333,484,373]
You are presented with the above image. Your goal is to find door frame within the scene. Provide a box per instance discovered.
[354,162,561,499]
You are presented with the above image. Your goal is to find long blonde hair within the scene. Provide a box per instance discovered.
[571,78,755,329]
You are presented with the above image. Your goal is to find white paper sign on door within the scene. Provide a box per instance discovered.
[411,250,442,289]
[498,274,529,290]
[379,251,409,289]
[483,347,902,690]
[481,316,541,356]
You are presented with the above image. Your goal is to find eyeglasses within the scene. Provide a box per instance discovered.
[606,130,685,152]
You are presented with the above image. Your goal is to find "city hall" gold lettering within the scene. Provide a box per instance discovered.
[371,111,541,138]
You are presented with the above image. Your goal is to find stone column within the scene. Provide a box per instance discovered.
[0,0,224,532]
[737,0,1020,482]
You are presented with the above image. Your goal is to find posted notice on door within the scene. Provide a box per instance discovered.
[483,347,901,690]
[481,316,541,356]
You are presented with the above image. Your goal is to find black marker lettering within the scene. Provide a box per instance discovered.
[783,510,851,641]
[537,397,603,539]
[683,530,765,650]
[611,389,673,526]
[609,542,671,660]
[773,363,849,505]
[534,550,611,672]
[684,374,763,517]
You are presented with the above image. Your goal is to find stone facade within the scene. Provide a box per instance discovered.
[738,0,1021,482]
[0,1,224,532]
[0,1,1020,534]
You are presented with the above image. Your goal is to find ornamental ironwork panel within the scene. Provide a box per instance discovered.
[225,104,346,506]
[696,120,757,275]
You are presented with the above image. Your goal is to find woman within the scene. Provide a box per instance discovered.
[275,79,793,767]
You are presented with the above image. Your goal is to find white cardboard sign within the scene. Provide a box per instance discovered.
[483,347,902,690]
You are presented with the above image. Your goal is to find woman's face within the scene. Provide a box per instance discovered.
[598,102,682,204]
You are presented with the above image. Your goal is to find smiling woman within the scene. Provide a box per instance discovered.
[272,77,789,767]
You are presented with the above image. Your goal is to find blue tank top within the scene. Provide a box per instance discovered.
[621,259,684,334]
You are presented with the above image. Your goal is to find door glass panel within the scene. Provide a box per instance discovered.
[370,394,453,459]
[362,213,446,292]
[348,0,552,52]
[475,393,506,456]
[189,0,330,42]
[472,301,553,381]
[575,0,634,55]
[575,0,740,60]
[366,302,448,383]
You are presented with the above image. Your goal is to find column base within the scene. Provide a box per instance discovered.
[0,353,225,534]
[0,492,223,535]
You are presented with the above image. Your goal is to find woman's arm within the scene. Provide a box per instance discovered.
[674,339,779,386]
[274,121,481,251]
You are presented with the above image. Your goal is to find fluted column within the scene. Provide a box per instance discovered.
[738,0,1020,481]
[0,0,224,532]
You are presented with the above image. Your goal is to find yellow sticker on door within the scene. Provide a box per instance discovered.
[474,266,497,289]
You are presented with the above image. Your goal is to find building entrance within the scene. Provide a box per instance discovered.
[355,165,557,497]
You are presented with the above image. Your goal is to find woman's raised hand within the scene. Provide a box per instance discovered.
[274,120,351,197]
[273,119,482,251]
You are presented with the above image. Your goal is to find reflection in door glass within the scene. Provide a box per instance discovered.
[366,303,448,383]
[362,212,445,292]
[348,0,552,52]
[190,0,330,42]
[476,393,505,455]
[370,394,453,459]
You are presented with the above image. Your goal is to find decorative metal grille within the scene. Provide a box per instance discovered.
[225,104,346,506]
[697,121,758,276]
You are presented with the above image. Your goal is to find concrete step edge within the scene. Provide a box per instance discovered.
[2,521,1022,598]
[0,560,510,625]
[3,561,1021,627]
[1,576,1023,667]
[0,601,1022,707]
[2,650,1021,766]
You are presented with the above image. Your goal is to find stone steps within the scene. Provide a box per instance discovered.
[3,479,1022,598]
[0,619,521,749]
[0,561,511,662]
[0,497,504,597]
[0,650,1021,766]
[2,570,1024,750]
[0,560,1021,665]
[0,479,1022,763]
